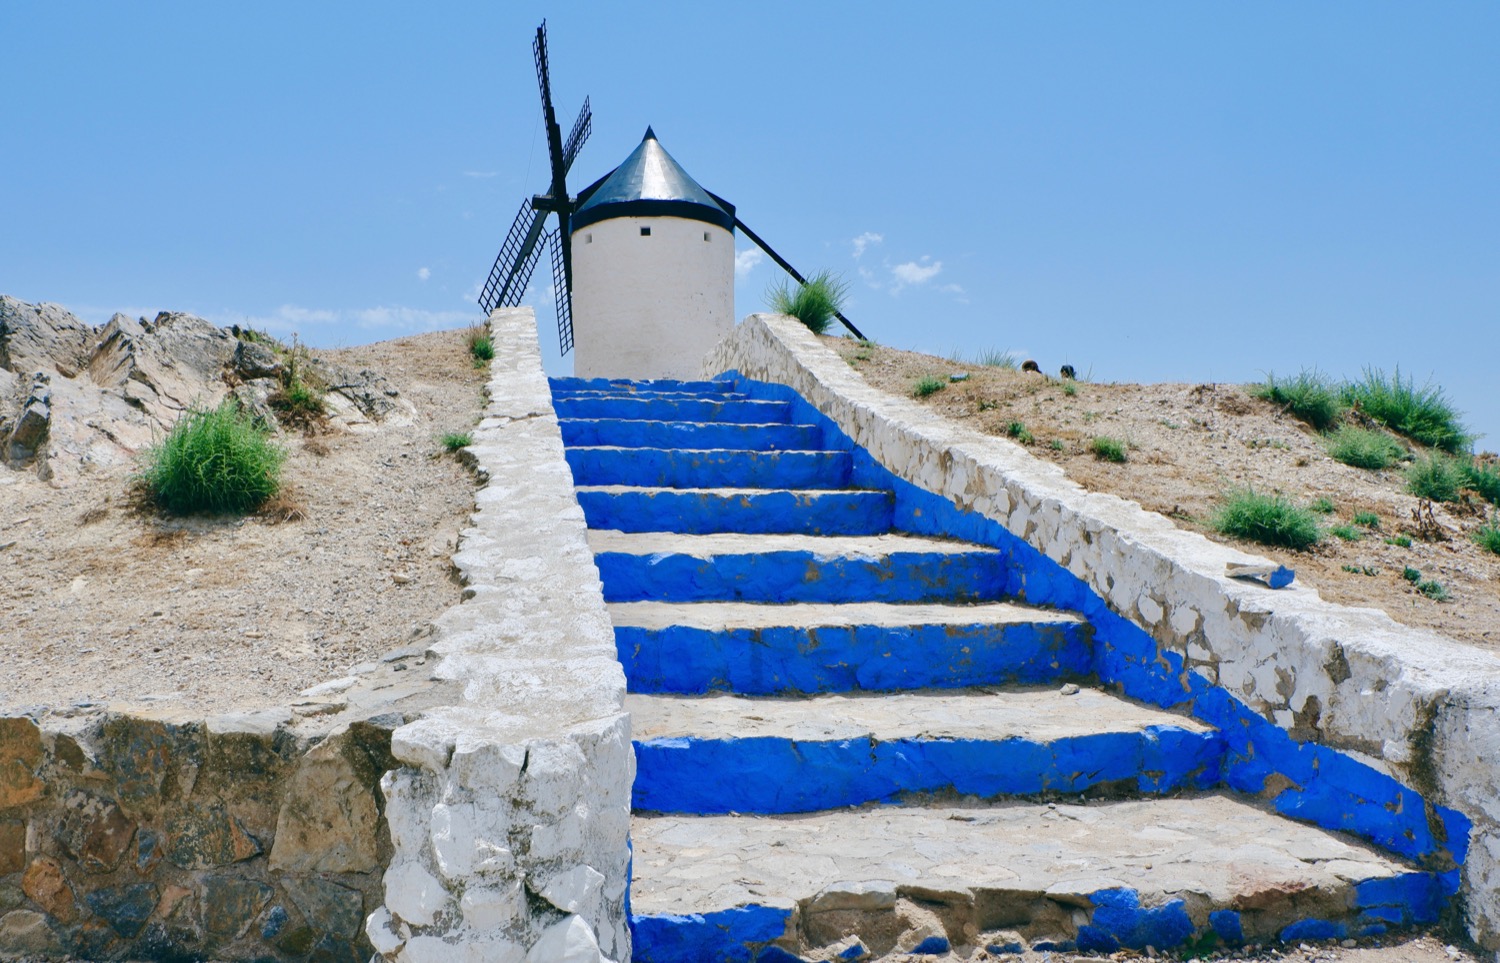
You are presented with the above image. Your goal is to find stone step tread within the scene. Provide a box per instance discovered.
[629,794,1411,918]
[609,600,1084,630]
[577,485,885,497]
[566,445,842,455]
[558,417,818,428]
[587,530,996,558]
[626,686,1208,744]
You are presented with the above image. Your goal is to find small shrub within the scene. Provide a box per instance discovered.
[1417,578,1449,601]
[1402,566,1422,583]
[766,270,849,336]
[1464,460,1500,506]
[1062,382,1077,397]
[1385,535,1412,548]
[1090,436,1127,463]
[1324,425,1404,471]
[1254,369,1344,431]
[1329,523,1363,542]
[467,325,495,364]
[1048,439,1065,451]
[441,432,473,453]
[1343,366,1470,453]
[1309,497,1337,515]
[1005,421,1034,445]
[138,402,285,514]
[912,376,946,398]
[1472,518,1500,556]
[1406,453,1465,502]
[1211,489,1321,550]
[1352,511,1380,528]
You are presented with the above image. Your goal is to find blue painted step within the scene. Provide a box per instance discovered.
[628,689,1224,814]
[611,601,1092,694]
[560,419,823,452]
[563,447,853,490]
[554,396,792,425]
[588,532,1011,604]
[549,376,736,396]
[577,487,894,536]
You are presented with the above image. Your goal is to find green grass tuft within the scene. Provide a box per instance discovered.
[1090,436,1127,463]
[441,432,473,453]
[1417,578,1449,601]
[1406,453,1465,502]
[1473,518,1500,556]
[1005,421,1034,445]
[1211,489,1322,550]
[467,325,495,364]
[1254,369,1345,431]
[975,348,1018,369]
[1048,439,1065,451]
[912,376,946,398]
[1309,496,1337,515]
[1463,460,1500,506]
[1343,366,1471,453]
[138,402,285,514]
[1324,425,1405,471]
[1328,523,1363,542]
[766,270,849,336]
[1385,535,1412,548]
[1403,566,1422,583]
[1352,511,1380,528]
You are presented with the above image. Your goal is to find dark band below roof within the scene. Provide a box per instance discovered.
[572,128,735,232]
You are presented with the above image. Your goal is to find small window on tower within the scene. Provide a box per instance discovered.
[586,233,593,244]
[639,226,651,237]
[703,232,711,242]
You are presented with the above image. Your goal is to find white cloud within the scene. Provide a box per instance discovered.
[891,257,943,290]
[417,267,431,282]
[463,170,500,178]
[939,282,964,295]
[851,232,884,259]
[734,248,764,279]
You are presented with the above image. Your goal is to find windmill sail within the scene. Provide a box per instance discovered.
[477,20,590,354]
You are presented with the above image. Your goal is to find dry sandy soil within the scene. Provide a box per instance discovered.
[828,336,1500,653]
[0,328,487,717]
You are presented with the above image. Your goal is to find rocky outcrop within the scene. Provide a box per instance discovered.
[0,295,416,483]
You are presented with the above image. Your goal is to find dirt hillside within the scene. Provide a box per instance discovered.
[826,335,1500,652]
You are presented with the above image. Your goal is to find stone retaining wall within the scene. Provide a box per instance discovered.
[706,313,1500,954]
[366,307,632,963]
[0,655,441,961]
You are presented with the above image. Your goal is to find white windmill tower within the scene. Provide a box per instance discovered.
[477,22,865,379]
[567,127,735,379]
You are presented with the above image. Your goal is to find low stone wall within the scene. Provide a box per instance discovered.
[0,651,444,961]
[366,307,632,963]
[705,313,1500,952]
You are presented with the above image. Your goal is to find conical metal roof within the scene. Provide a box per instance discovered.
[572,128,734,232]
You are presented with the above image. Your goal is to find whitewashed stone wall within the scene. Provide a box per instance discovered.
[368,308,632,963]
[706,313,1500,954]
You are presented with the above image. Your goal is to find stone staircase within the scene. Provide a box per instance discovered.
[550,375,1453,962]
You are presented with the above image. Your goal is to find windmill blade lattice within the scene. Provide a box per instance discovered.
[477,20,590,355]
[546,230,575,355]
[478,201,548,315]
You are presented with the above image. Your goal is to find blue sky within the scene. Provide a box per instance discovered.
[3,3,1497,446]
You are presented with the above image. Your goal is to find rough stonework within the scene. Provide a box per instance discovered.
[0,688,423,961]
[366,307,632,963]
[704,313,1500,951]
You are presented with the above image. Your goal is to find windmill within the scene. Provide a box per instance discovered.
[476,20,591,355]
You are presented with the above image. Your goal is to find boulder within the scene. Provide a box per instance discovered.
[0,296,94,376]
